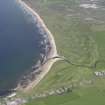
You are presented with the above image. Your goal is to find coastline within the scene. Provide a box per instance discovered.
[16,0,59,92]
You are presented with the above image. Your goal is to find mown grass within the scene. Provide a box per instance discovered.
[23,0,105,104]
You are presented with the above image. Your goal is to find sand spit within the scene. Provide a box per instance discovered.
[16,0,59,92]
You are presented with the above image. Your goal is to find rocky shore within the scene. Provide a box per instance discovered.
[16,0,59,92]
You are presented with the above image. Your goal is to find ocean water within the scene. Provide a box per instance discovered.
[0,0,44,94]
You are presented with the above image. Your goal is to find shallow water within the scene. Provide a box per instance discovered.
[0,0,44,93]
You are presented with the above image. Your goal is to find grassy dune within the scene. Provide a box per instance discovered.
[23,0,105,104]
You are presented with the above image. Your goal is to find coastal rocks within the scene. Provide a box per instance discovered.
[19,69,42,88]
[0,96,26,105]
[18,0,52,61]
[0,90,16,98]
[16,0,58,92]
[7,93,16,98]
[6,98,26,105]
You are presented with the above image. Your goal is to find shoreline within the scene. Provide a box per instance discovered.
[16,0,59,92]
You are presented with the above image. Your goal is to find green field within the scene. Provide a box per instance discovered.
[23,0,105,105]
[26,87,105,105]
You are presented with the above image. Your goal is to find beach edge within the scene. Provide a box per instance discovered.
[16,0,59,92]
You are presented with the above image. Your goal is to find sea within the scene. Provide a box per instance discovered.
[0,0,45,95]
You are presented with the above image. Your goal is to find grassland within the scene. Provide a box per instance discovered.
[22,0,105,104]
[26,87,105,105]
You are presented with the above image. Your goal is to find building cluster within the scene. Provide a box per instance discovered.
[94,71,105,77]
[31,86,73,100]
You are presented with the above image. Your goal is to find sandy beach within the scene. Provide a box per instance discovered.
[16,0,59,92]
